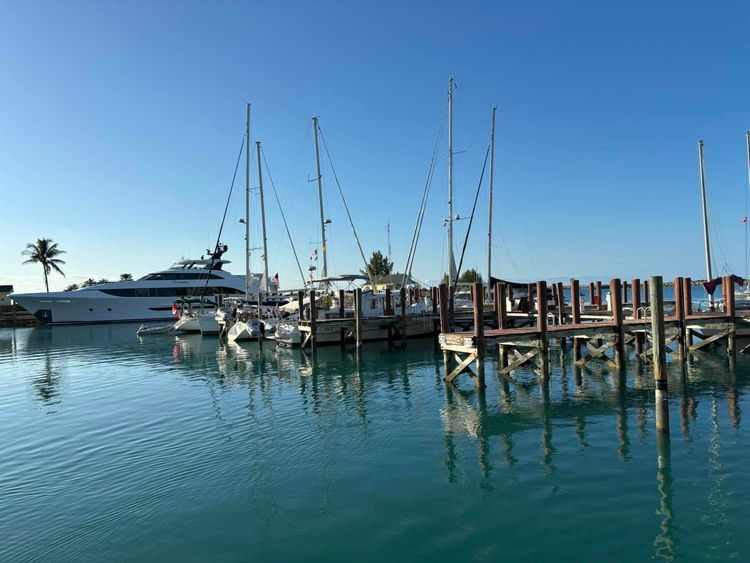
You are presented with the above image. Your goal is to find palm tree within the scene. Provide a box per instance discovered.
[82,278,97,288]
[64,283,79,292]
[22,238,66,292]
[119,273,133,281]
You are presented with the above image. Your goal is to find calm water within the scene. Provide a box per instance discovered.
[1,325,749,561]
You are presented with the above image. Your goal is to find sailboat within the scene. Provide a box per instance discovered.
[228,107,272,342]
[735,131,750,306]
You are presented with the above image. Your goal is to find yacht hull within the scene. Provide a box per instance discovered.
[9,293,177,325]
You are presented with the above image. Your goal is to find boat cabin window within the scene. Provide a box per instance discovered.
[100,286,244,298]
[144,273,223,280]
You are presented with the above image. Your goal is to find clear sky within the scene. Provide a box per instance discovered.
[2,0,750,292]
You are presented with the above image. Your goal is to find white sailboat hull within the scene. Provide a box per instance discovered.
[198,313,221,336]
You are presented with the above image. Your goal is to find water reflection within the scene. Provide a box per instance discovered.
[4,325,750,560]
[32,351,63,406]
[654,431,676,561]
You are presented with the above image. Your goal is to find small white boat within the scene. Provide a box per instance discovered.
[227,318,263,341]
[136,323,175,336]
[275,321,301,346]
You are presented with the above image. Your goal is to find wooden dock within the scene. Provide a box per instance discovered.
[438,276,741,429]
[296,287,439,349]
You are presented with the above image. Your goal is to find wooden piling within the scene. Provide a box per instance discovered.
[385,288,393,316]
[527,282,534,313]
[496,282,508,368]
[589,282,595,306]
[610,278,625,367]
[309,289,318,349]
[650,276,669,432]
[472,282,486,388]
[537,280,549,377]
[673,277,685,358]
[724,276,736,357]
[623,280,629,305]
[354,288,363,348]
[439,284,450,371]
[596,281,603,310]
[682,277,693,348]
[571,278,581,361]
[338,289,345,318]
[643,279,650,305]
[400,287,407,345]
[496,282,507,329]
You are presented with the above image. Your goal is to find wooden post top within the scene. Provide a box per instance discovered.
[724,276,736,317]
[570,278,581,324]
[472,282,484,338]
[438,284,450,333]
[496,282,508,330]
[536,280,548,333]
[682,277,693,316]
[610,278,623,328]
[673,276,684,321]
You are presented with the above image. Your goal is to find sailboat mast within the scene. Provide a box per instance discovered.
[698,139,713,287]
[487,105,496,294]
[256,141,270,293]
[745,131,750,281]
[447,76,455,288]
[245,103,252,301]
[312,116,328,281]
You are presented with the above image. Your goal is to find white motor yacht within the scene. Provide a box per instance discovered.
[9,245,287,326]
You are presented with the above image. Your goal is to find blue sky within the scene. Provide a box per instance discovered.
[2,0,750,292]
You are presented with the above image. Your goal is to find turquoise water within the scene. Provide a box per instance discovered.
[1,325,749,561]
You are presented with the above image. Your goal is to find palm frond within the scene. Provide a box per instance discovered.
[48,261,66,276]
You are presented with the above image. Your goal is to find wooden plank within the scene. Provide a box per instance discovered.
[688,326,733,351]
[445,352,478,383]
[453,353,477,380]
[499,347,540,374]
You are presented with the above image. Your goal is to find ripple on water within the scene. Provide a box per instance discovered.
[3,327,750,560]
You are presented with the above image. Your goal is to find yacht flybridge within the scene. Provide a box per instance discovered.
[10,245,284,325]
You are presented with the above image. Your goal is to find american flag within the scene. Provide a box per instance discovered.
[311,248,318,261]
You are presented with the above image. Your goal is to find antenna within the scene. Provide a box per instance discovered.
[387,221,392,261]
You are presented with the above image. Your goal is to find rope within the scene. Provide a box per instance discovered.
[199,133,246,301]
[316,121,375,288]
[452,144,490,294]
[261,146,307,287]
[402,100,447,287]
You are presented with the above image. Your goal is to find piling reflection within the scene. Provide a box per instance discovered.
[6,324,750,560]
[654,431,676,561]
